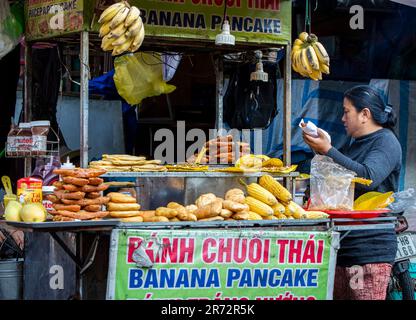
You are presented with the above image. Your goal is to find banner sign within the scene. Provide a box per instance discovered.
[107,229,339,300]
[114,0,292,45]
[25,0,84,41]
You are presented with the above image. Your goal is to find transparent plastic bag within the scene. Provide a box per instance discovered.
[113,52,176,105]
[388,188,416,212]
[309,155,356,210]
[0,0,22,60]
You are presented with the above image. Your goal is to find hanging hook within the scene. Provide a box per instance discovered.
[314,0,318,12]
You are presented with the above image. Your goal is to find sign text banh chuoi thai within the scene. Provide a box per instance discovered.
[107,229,338,300]
[97,0,292,45]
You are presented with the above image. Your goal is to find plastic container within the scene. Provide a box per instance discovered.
[15,122,32,157]
[61,156,75,170]
[17,177,43,204]
[6,123,18,157]
[31,120,50,156]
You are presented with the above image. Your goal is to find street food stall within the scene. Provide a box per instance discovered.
[0,0,399,300]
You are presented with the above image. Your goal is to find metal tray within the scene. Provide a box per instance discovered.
[4,219,120,231]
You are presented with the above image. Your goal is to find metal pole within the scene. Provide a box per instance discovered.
[80,31,89,168]
[283,43,291,166]
[215,56,224,131]
[24,43,32,177]
[283,43,292,190]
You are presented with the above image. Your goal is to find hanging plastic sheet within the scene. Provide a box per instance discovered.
[113,52,176,105]
[0,0,23,61]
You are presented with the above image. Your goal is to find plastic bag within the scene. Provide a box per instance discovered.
[388,188,416,212]
[113,52,176,105]
[0,0,22,61]
[354,191,394,210]
[309,155,356,210]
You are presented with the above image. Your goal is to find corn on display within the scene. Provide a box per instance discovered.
[272,202,286,215]
[259,175,292,204]
[245,183,278,206]
[245,196,274,216]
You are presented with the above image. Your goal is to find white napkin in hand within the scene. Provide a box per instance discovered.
[299,119,331,143]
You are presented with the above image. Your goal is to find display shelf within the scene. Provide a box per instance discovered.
[102,171,300,178]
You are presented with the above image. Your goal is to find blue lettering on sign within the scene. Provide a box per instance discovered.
[128,268,220,289]
[226,269,241,287]
[129,269,143,288]
[268,269,281,287]
[280,269,293,287]
[307,269,319,287]
[253,268,269,287]
[294,269,307,287]
[146,269,159,288]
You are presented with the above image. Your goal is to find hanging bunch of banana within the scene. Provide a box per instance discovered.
[291,32,330,81]
[98,1,145,56]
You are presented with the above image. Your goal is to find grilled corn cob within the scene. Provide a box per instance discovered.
[245,196,274,216]
[259,175,292,204]
[246,183,278,206]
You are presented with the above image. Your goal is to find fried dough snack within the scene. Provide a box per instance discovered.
[107,192,136,203]
[83,205,101,212]
[86,192,101,199]
[60,196,110,206]
[62,184,83,192]
[53,190,85,200]
[53,181,64,190]
[88,177,104,186]
[81,184,109,193]
[53,168,107,178]
[47,194,60,203]
[52,210,109,220]
[53,204,81,212]
[62,176,89,187]
[109,210,143,218]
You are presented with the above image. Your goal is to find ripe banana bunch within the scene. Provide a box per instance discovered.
[98,1,145,56]
[291,32,330,81]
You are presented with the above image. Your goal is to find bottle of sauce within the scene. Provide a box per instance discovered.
[31,120,50,156]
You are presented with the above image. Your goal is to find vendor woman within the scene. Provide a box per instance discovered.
[303,85,402,300]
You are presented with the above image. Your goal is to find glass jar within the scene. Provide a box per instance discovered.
[42,186,55,214]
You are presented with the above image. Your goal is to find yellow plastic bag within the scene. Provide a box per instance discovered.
[113,52,176,105]
[354,191,394,210]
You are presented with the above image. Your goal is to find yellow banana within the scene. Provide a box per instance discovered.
[312,41,330,66]
[98,2,127,24]
[291,48,302,73]
[124,6,141,27]
[293,38,304,47]
[101,34,114,51]
[99,21,112,38]
[110,7,130,29]
[309,69,322,81]
[112,34,129,46]
[113,36,134,56]
[319,63,330,74]
[125,17,143,38]
[129,26,145,52]
[305,45,320,71]
[298,32,309,42]
[109,22,127,38]
[299,48,313,74]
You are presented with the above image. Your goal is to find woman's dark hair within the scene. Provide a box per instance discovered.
[344,85,397,132]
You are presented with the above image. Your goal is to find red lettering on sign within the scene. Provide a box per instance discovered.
[202,238,216,263]
[288,240,303,264]
[276,239,289,263]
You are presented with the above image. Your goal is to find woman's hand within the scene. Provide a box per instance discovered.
[303,129,332,155]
